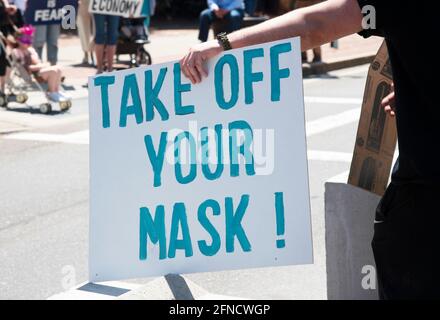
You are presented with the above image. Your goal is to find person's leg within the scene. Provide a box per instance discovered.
[46,24,60,65]
[224,9,244,33]
[38,67,62,93]
[93,14,106,73]
[312,47,322,63]
[32,25,47,61]
[301,52,308,63]
[198,9,216,42]
[244,0,257,16]
[372,183,440,299]
[0,48,8,93]
[105,15,120,72]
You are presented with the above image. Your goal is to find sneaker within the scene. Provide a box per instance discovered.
[59,91,72,100]
[47,92,67,102]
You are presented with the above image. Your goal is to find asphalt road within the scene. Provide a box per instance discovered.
[0,64,369,299]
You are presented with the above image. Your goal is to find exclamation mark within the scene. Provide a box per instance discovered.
[275,192,285,248]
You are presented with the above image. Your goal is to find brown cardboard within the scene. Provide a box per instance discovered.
[348,41,397,196]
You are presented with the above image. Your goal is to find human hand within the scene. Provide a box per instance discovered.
[214,8,228,18]
[6,4,17,15]
[381,83,395,117]
[180,40,223,84]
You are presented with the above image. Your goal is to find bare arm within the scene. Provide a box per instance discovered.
[181,0,364,84]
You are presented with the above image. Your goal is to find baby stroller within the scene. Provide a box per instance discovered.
[116,17,152,68]
[0,31,28,108]
[0,31,71,114]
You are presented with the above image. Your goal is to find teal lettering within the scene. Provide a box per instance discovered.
[173,63,195,116]
[243,48,264,104]
[94,75,115,128]
[214,54,239,110]
[144,132,168,187]
[197,199,221,256]
[119,74,143,127]
[270,43,292,102]
[168,203,193,258]
[139,205,167,260]
[145,68,169,121]
[225,195,251,253]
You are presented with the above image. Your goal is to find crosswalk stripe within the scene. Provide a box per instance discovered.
[307,150,352,163]
[4,130,89,145]
[304,97,362,105]
[3,99,361,144]
[306,108,359,136]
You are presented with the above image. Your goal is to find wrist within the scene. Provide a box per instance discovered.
[216,32,232,51]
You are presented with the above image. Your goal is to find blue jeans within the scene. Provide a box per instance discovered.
[244,0,257,16]
[33,24,60,65]
[198,8,244,42]
[93,14,120,45]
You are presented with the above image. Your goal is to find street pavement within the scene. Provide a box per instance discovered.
[0,64,369,299]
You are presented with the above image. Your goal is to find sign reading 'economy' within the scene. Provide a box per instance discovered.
[89,0,144,17]
[88,37,313,282]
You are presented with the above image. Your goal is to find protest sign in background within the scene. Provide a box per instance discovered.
[89,0,144,18]
[24,0,77,25]
[88,37,313,282]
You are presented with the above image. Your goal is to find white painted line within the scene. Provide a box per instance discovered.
[4,130,89,145]
[303,64,369,85]
[307,150,352,163]
[4,104,361,144]
[304,96,362,105]
[328,170,350,183]
[306,108,360,136]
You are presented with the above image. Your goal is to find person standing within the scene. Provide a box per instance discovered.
[181,0,440,299]
[32,23,61,66]
[198,0,245,42]
[0,0,17,97]
[77,0,95,65]
[93,13,120,73]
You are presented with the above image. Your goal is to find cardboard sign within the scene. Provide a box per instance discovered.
[24,0,77,25]
[88,37,313,282]
[348,41,396,196]
[89,0,143,17]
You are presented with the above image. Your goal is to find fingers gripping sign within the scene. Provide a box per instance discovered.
[381,82,395,117]
[180,41,222,84]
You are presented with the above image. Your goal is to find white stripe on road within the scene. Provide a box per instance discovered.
[307,150,352,163]
[304,96,362,105]
[306,108,359,136]
[328,170,350,183]
[4,97,361,145]
[4,130,89,145]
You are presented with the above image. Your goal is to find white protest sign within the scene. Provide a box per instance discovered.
[88,37,313,282]
[89,0,143,17]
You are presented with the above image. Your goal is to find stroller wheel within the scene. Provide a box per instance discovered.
[136,47,152,66]
[0,94,7,108]
[40,103,52,114]
[16,93,28,104]
[59,100,72,111]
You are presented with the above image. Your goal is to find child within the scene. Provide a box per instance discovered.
[12,25,69,102]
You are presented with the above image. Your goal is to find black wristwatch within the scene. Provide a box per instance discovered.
[217,32,232,51]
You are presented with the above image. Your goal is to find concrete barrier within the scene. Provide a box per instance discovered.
[325,181,380,300]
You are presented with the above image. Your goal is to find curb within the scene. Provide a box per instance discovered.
[303,54,376,76]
